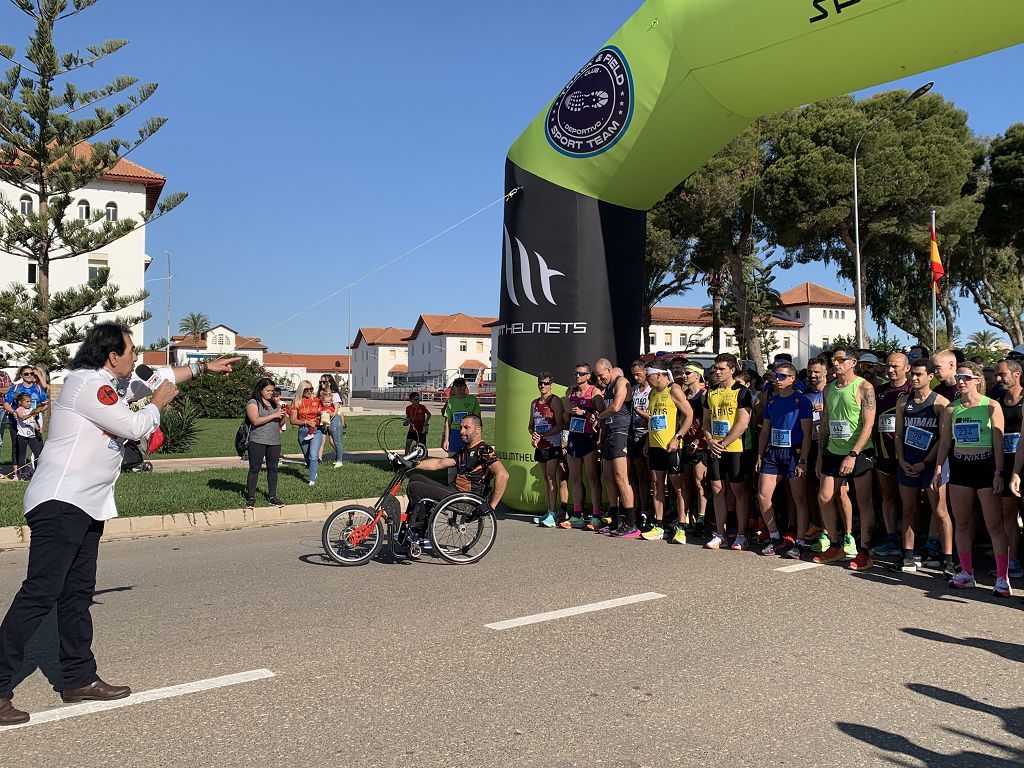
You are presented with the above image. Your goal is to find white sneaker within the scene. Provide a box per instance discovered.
[333,461,343,468]
[704,533,726,550]
[993,577,1013,598]
[308,480,316,487]
[730,535,748,551]
[949,571,976,589]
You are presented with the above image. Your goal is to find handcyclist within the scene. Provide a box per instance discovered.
[994,359,1024,579]
[564,362,604,528]
[891,360,952,575]
[702,353,754,551]
[528,372,565,528]
[642,360,693,542]
[627,361,652,530]
[814,346,877,569]
[595,358,636,536]
[441,378,481,483]
[871,353,912,559]
[933,363,1011,596]
[405,414,508,530]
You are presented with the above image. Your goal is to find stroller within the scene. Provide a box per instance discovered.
[120,439,154,473]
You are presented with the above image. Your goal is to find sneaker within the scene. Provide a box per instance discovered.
[671,527,687,545]
[704,533,726,550]
[598,525,614,536]
[613,526,642,540]
[941,560,957,579]
[333,461,343,468]
[760,539,781,557]
[536,513,556,528]
[641,525,665,541]
[810,533,831,553]
[585,516,603,531]
[803,524,824,540]
[781,543,804,559]
[848,550,873,570]
[871,539,902,557]
[556,519,572,529]
[923,554,943,569]
[245,497,256,509]
[993,577,1013,598]
[268,496,284,508]
[730,535,748,551]
[308,480,316,487]
[568,516,587,529]
[842,533,858,558]
[888,558,917,573]
[949,571,976,589]
[813,545,845,564]
[990,559,1024,579]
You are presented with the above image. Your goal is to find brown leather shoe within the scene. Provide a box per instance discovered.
[61,678,131,703]
[0,698,29,725]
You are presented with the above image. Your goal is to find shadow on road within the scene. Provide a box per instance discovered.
[900,627,1024,664]
[91,584,135,604]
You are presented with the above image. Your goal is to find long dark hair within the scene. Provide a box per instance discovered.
[251,377,278,408]
[318,374,339,394]
[70,322,131,370]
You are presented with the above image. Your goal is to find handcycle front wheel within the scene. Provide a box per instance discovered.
[428,493,497,565]
[322,504,385,566]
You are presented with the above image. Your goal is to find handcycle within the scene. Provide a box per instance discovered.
[320,418,498,566]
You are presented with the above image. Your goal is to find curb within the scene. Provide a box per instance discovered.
[0,496,400,550]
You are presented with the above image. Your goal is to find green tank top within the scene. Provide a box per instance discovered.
[951,396,993,449]
[825,376,864,456]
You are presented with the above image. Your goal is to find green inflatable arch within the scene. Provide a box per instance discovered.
[494,0,1024,512]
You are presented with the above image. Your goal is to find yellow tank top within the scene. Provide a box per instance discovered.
[705,383,746,453]
[647,386,677,450]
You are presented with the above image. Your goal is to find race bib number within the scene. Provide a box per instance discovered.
[1003,432,1020,455]
[879,414,896,434]
[904,426,933,452]
[569,416,587,433]
[649,414,667,432]
[452,411,468,425]
[953,422,981,444]
[711,419,729,438]
[533,417,549,433]
[770,428,792,448]
[829,420,852,440]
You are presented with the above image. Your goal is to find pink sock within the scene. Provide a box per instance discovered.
[958,551,973,575]
[995,554,1010,581]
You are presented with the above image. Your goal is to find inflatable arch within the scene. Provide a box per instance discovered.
[494,0,1024,511]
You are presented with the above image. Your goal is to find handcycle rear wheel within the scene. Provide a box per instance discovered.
[322,504,384,566]
[427,493,497,565]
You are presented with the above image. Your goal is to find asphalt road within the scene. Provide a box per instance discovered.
[0,517,1021,767]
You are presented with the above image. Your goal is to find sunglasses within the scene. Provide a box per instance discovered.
[574,371,590,377]
[537,380,552,386]
[831,357,849,365]
[303,387,313,392]
[954,373,977,382]
[773,372,792,380]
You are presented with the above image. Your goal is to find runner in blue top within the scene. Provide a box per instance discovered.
[3,365,48,475]
[755,362,813,557]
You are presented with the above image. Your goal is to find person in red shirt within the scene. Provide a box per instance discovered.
[405,392,431,452]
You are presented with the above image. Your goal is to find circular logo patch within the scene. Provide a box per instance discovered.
[545,45,633,158]
[97,385,118,406]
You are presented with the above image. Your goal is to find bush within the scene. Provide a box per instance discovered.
[177,358,267,419]
[159,397,200,454]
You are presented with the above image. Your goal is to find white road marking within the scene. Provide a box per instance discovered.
[485,592,666,631]
[775,562,823,573]
[2,668,275,731]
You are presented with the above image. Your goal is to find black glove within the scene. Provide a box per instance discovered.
[473,501,494,520]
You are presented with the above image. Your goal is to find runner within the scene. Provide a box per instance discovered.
[755,362,813,557]
[994,359,1024,579]
[892,361,953,574]
[627,361,652,531]
[933,363,1012,596]
[643,360,693,542]
[802,357,828,548]
[595,358,636,536]
[814,346,877,569]
[665,361,692,539]
[441,378,481,484]
[528,372,565,528]
[564,363,604,528]
[870,353,913,558]
[702,354,754,551]
[931,350,959,402]
[680,364,709,537]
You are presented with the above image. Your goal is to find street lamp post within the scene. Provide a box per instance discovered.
[852,81,933,349]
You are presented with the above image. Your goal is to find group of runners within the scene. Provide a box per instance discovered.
[527,346,1024,599]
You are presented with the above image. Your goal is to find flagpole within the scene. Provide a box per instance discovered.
[931,210,937,351]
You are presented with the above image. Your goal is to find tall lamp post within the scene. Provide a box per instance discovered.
[852,81,933,348]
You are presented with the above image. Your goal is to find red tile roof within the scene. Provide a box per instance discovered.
[388,364,409,374]
[170,334,206,349]
[404,313,498,340]
[779,282,854,308]
[73,142,166,212]
[459,358,488,369]
[348,327,413,349]
[651,306,802,329]
[169,333,268,351]
[233,336,268,352]
[263,353,351,373]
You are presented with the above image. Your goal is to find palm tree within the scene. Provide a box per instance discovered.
[178,312,211,359]
[967,330,1001,350]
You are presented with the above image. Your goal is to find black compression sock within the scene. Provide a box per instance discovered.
[622,507,635,528]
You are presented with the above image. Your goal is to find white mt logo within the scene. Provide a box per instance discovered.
[503,225,564,307]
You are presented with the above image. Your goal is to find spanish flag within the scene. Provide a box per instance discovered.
[930,220,944,291]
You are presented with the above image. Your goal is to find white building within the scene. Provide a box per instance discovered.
[348,327,412,396]
[166,324,268,366]
[646,307,804,362]
[405,313,496,387]
[777,282,857,362]
[0,144,166,375]
[261,353,351,392]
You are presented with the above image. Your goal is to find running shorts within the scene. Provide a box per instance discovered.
[600,429,628,461]
[760,447,799,478]
[566,432,597,459]
[820,449,874,478]
[948,452,996,490]
[534,445,562,463]
[707,452,747,483]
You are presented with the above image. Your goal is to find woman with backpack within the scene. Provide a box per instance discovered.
[245,377,286,509]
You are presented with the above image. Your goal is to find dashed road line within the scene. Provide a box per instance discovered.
[485,592,666,630]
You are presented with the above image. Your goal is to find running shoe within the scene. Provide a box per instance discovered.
[691,517,706,537]
[557,518,572,529]
[245,497,256,509]
[641,525,665,541]
[536,513,557,528]
[888,558,917,573]
[990,559,1024,579]
[813,545,845,564]
[848,550,873,570]
[760,539,782,557]
[671,527,687,545]
[803,524,824,540]
[613,526,642,540]
[941,560,957,579]
[568,516,587,529]
[730,535,748,551]
[993,577,1013,598]
[949,571,976,589]
[704,532,726,550]
[922,554,943,569]
[842,533,858,559]
[599,525,614,536]
[780,542,804,560]
[585,516,603,531]
[810,533,831,553]
[871,538,902,557]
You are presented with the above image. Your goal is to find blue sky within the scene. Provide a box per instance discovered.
[4,1,1022,352]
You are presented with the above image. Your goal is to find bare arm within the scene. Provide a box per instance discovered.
[487,461,510,507]
[670,384,693,447]
[852,380,876,453]
[416,457,456,472]
[597,379,628,419]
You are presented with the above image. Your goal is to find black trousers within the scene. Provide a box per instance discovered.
[16,433,43,468]
[6,420,20,467]
[0,500,103,699]
[246,442,281,498]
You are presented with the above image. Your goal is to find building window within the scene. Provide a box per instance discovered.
[828,310,833,319]
[726,335,734,347]
[78,200,90,220]
[459,340,467,352]
[389,348,396,359]
[87,258,107,280]
[795,310,801,319]
[476,340,484,353]
[27,261,37,284]
[664,332,672,346]
[19,195,32,215]
[822,337,829,348]
[679,334,686,346]
[648,333,655,347]
[841,310,846,319]
[105,202,118,222]
[783,336,790,350]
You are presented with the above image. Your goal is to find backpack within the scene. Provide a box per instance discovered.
[235,419,251,457]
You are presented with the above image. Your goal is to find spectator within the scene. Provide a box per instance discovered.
[0,368,11,468]
[3,365,48,477]
[244,378,286,510]
[405,392,431,452]
[316,375,346,467]
[12,392,44,480]
[289,379,324,486]
[441,377,481,483]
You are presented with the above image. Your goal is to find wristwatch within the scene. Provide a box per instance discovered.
[847,451,859,458]
[798,459,808,466]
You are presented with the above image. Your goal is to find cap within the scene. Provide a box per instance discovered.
[859,353,881,364]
